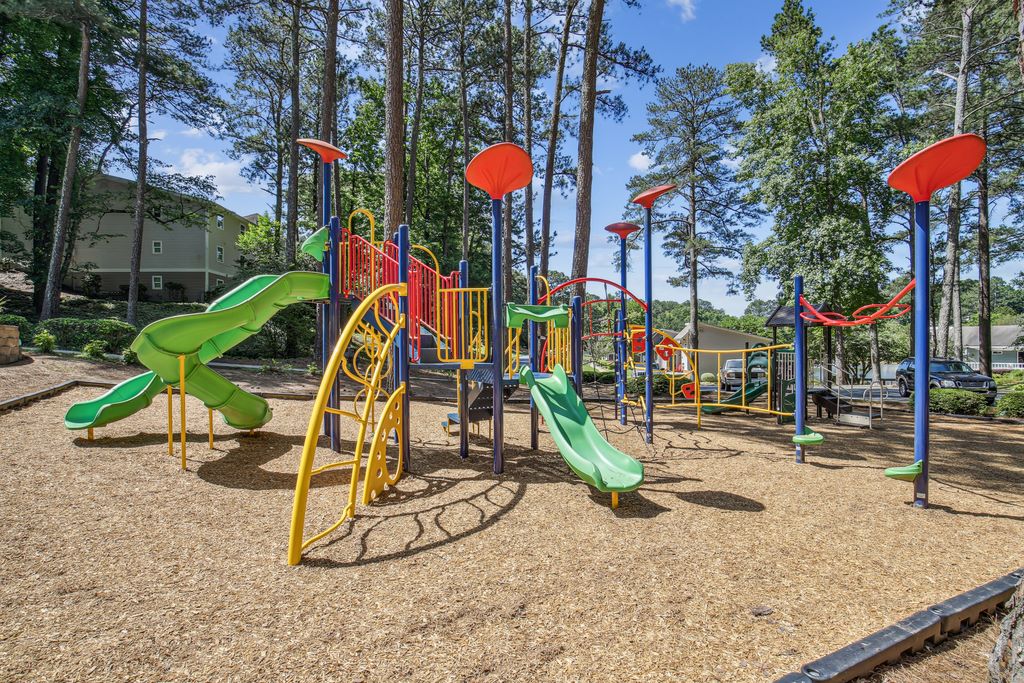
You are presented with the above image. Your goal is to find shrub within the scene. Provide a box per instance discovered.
[996,392,1024,418]
[35,317,137,351]
[0,314,33,343]
[306,362,320,377]
[995,369,1024,388]
[581,369,616,384]
[700,372,716,384]
[910,388,988,416]
[118,283,148,301]
[81,272,102,297]
[625,374,670,396]
[164,281,186,302]
[121,347,139,365]
[32,329,57,353]
[82,339,108,359]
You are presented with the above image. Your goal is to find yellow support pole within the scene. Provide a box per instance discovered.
[87,427,94,441]
[208,408,214,449]
[167,386,173,456]
[611,492,619,509]
[178,354,186,470]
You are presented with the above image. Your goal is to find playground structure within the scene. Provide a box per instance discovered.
[57,132,988,568]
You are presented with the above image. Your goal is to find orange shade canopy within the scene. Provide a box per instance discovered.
[465,143,533,200]
[604,222,641,239]
[631,184,676,209]
[887,134,985,202]
[296,138,348,163]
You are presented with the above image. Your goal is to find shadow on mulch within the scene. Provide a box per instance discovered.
[677,489,766,513]
[902,500,1024,523]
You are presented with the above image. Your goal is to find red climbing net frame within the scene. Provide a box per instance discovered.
[799,279,915,327]
[341,228,460,361]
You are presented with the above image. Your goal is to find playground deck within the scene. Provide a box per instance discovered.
[1,384,1021,681]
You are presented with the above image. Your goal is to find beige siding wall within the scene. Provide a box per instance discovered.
[0,174,248,302]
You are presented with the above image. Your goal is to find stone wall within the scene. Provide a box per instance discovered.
[990,582,1024,682]
[0,324,21,365]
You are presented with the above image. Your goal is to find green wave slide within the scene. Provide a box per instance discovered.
[65,271,329,431]
[520,364,644,494]
[701,381,769,415]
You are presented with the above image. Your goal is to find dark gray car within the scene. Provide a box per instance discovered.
[895,357,997,404]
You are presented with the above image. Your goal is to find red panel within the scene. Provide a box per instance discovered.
[296,138,347,163]
[604,222,641,239]
[887,134,985,202]
[465,143,533,200]
[630,184,676,209]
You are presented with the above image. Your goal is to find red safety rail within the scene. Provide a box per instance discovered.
[799,280,915,327]
[341,228,460,362]
[582,298,619,340]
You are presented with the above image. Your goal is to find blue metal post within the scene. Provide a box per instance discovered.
[571,295,583,393]
[643,207,654,444]
[528,265,539,450]
[458,259,470,460]
[913,201,930,507]
[618,234,628,425]
[319,161,333,441]
[397,224,411,472]
[490,199,504,474]
[328,214,341,452]
[794,275,806,464]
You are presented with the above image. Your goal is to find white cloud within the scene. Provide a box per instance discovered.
[755,54,777,74]
[173,148,255,196]
[182,127,203,137]
[628,152,652,172]
[150,129,167,141]
[667,0,696,22]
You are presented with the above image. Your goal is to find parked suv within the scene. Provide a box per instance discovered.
[895,358,997,404]
[718,358,766,391]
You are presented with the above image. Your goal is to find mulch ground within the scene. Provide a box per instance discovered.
[0,374,1022,682]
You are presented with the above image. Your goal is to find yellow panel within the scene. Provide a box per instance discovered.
[362,386,405,505]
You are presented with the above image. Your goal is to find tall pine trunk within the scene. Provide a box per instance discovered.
[501,0,514,298]
[522,0,535,272]
[936,4,972,357]
[317,0,339,225]
[977,134,992,376]
[570,0,605,299]
[405,10,426,226]
[285,0,301,266]
[458,0,470,261]
[687,181,698,351]
[539,1,575,277]
[42,15,91,320]
[127,0,148,326]
[383,0,405,237]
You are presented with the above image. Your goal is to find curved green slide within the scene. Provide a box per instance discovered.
[520,364,644,494]
[65,270,329,431]
[701,381,769,415]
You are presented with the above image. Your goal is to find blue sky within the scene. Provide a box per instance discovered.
[141,0,1020,315]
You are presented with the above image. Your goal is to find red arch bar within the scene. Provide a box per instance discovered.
[799,279,915,327]
[539,277,647,311]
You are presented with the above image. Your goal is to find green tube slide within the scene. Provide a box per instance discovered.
[65,271,330,431]
[520,364,644,493]
[701,381,769,415]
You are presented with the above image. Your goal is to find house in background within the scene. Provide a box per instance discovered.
[672,322,771,376]
[0,174,251,302]
[960,325,1024,371]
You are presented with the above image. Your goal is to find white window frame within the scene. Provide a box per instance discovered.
[216,245,224,263]
[216,278,224,287]
[216,214,225,230]
[151,275,163,290]
[152,240,162,254]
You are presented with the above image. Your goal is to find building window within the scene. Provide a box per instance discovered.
[152,240,162,254]
[216,245,224,263]
[216,214,224,230]
[152,275,163,290]
[216,278,224,287]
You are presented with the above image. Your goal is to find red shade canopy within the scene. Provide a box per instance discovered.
[604,222,641,239]
[887,134,985,202]
[296,138,348,163]
[631,184,676,209]
[465,142,533,200]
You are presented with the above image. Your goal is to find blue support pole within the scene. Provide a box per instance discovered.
[490,199,504,474]
[618,235,628,425]
[913,201,930,507]
[458,259,470,460]
[319,161,333,442]
[328,214,341,452]
[571,295,583,393]
[397,224,411,472]
[794,275,806,464]
[528,265,539,450]
[643,207,654,444]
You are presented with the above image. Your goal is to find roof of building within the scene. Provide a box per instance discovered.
[957,325,1023,350]
[764,302,835,328]
[96,173,253,224]
[674,321,770,344]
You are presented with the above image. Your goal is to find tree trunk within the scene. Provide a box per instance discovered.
[870,323,882,387]
[570,0,605,299]
[285,0,301,266]
[835,328,846,385]
[405,11,426,226]
[42,16,90,320]
[30,151,52,313]
[501,0,514,299]
[127,0,148,326]
[522,0,535,273]
[383,0,405,237]
[317,0,339,224]
[540,0,575,278]
[936,4,972,357]
[977,144,992,376]
[458,0,470,261]
[1017,0,1024,86]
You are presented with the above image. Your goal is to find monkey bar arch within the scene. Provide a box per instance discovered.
[539,277,647,311]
